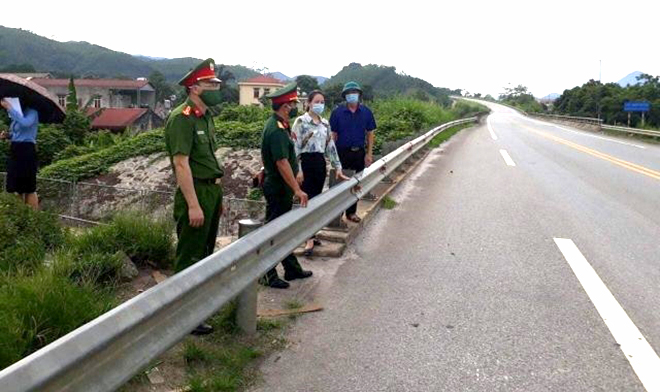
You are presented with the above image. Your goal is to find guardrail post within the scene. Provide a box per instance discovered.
[236,219,262,335]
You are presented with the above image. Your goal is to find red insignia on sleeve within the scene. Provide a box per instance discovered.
[182,106,192,116]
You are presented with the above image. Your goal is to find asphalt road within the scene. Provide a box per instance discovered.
[251,102,660,392]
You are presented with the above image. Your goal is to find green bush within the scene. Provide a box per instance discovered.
[36,125,72,167]
[215,121,263,148]
[0,193,65,273]
[52,248,124,285]
[39,129,165,181]
[215,104,270,123]
[0,270,114,369]
[108,212,174,266]
[66,212,174,272]
[0,141,8,172]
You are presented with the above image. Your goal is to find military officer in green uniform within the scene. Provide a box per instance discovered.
[164,58,225,335]
[258,83,313,289]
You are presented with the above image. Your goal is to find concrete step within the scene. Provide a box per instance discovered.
[294,241,346,258]
[316,229,350,243]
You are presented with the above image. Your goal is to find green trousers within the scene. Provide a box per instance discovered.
[173,182,223,272]
[262,186,304,283]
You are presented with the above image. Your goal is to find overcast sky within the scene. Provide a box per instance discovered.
[2,0,659,98]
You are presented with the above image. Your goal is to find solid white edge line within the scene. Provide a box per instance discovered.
[499,149,516,166]
[554,238,660,392]
[487,116,498,140]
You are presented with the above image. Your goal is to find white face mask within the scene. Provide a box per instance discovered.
[311,103,325,115]
[346,93,359,104]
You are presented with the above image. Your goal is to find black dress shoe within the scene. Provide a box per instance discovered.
[259,276,290,289]
[191,323,214,336]
[284,269,313,281]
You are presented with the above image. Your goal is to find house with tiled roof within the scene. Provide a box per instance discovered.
[86,108,164,133]
[32,78,156,110]
[238,75,285,107]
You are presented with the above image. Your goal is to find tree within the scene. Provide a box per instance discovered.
[148,71,174,103]
[216,65,235,85]
[62,77,92,144]
[0,63,36,73]
[296,75,320,94]
[66,77,78,110]
[324,84,344,109]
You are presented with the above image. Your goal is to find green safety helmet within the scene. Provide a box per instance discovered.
[341,81,363,98]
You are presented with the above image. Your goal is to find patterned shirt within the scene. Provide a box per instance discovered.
[292,112,342,170]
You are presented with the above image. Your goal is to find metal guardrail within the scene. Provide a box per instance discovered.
[529,112,660,138]
[0,116,477,392]
[601,124,660,138]
[529,112,603,126]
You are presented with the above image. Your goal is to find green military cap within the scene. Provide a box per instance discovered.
[265,82,299,104]
[178,58,222,87]
[341,81,363,97]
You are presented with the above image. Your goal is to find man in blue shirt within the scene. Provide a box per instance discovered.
[330,81,377,223]
[0,98,40,209]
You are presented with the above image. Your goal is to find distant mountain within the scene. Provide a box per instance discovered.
[0,26,259,82]
[324,62,461,100]
[540,93,560,102]
[272,73,329,85]
[133,55,167,61]
[617,71,645,87]
[269,72,292,82]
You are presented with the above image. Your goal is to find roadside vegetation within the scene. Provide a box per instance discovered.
[28,98,487,182]
[497,84,545,113]
[0,194,174,369]
[553,74,660,129]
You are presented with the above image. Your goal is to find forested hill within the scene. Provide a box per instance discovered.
[323,63,461,103]
[0,26,258,82]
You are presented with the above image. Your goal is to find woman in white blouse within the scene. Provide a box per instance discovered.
[292,90,349,256]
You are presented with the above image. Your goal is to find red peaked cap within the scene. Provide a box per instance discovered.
[271,90,298,105]
[178,58,222,87]
[266,82,299,105]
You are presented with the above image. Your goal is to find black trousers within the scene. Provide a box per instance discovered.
[337,147,365,216]
[263,186,304,282]
[301,153,327,199]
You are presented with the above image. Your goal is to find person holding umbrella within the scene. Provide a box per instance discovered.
[0,98,39,209]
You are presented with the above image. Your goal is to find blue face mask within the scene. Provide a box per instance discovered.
[311,103,325,115]
[345,93,359,104]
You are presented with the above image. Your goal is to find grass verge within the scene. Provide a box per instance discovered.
[428,123,474,148]
[120,303,291,392]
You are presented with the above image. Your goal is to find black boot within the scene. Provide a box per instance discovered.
[191,322,214,336]
[284,269,313,281]
[259,268,290,289]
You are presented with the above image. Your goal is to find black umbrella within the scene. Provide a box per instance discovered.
[0,73,66,124]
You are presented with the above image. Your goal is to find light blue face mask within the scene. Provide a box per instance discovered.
[345,93,359,104]
[311,103,325,115]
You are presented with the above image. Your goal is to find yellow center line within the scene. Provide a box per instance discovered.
[518,124,660,181]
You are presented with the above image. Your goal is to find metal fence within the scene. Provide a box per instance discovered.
[0,173,266,236]
[0,117,477,392]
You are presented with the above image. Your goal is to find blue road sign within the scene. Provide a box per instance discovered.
[624,101,650,112]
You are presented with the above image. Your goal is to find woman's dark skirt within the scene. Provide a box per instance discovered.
[6,142,38,194]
